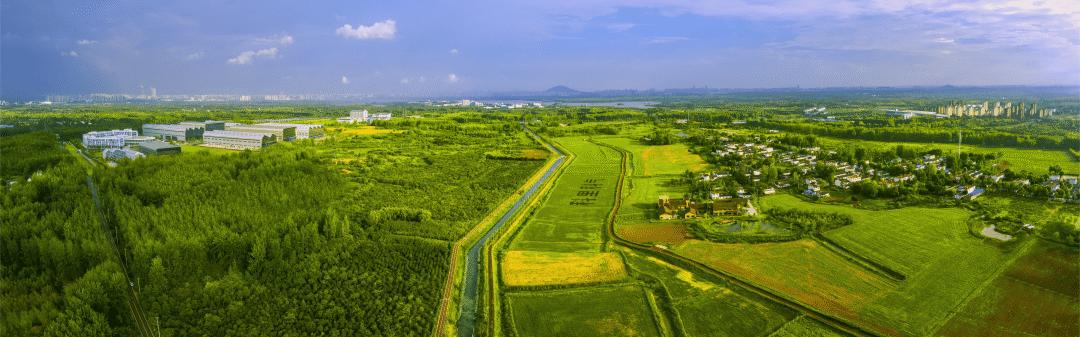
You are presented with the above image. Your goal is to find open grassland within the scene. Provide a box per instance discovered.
[938,241,1080,337]
[623,252,797,337]
[328,125,399,136]
[815,136,1077,175]
[674,239,897,334]
[510,136,621,251]
[501,251,628,287]
[596,137,705,225]
[767,316,846,337]
[757,194,1021,336]
[617,223,690,246]
[758,194,971,277]
[507,285,662,337]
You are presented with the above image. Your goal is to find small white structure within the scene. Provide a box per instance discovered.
[338,110,392,124]
[82,129,139,148]
[102,148,145,160]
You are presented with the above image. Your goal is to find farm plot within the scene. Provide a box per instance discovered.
[510,136,621,251]
[674,239,897,334]
[623,252,797,337]
[617,223,690,246]
[501,251,628,287]
[596,137,708,177]
[767,316,846,337]
[507,285,662,337]
[758,194,972,277]
[937,240,1080,337]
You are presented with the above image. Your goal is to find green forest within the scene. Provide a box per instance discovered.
[1,112,545,336]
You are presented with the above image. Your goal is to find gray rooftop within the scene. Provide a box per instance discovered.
[139,141,180,150]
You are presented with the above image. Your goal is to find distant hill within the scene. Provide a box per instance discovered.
[543,85,583,96]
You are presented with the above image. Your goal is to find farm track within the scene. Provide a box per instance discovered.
[592,139,891,337]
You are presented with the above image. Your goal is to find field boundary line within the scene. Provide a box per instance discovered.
[591,138,892,337]
[928,238,1037,336]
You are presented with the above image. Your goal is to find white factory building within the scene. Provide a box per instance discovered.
[82,129,139,148]
[102,148,145,160]
[255,123,325,139]
[338,110,392,124]
[203,130,276,150]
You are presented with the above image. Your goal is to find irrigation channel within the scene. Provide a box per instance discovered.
[454,133,565,337]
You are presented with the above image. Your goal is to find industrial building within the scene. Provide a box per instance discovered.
[102,148,145,160]
[338,110,392,124]
[203,130,276,150]
[179,120,226,131]
[124,136,156,146]
[255,123,324,139]
[143,124,204,141]
[137,141,182,155]
[225,124,296,141]
[82,129,139,148]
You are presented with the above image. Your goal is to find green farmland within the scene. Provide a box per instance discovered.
[506,285,662,337]
[814,136,1078,175]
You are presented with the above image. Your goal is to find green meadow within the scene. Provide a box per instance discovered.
[506,285,662,337]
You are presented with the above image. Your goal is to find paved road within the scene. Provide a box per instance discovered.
[453,132,565,337]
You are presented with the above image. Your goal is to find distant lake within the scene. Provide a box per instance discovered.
[556,101,657,109]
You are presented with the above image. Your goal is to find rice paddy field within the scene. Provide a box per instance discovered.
[623,252,799,337]
[616,223,690,246]
[508,137,621,251]
[506,285,662,337]
[937,240,1080,337]
[501,251,628,287]
[767,316,846,337]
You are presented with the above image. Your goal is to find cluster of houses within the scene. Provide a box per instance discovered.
[657,195,756,220]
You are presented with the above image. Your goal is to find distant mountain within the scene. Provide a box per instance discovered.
[543,85,583,96]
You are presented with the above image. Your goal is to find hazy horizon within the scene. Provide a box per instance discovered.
[3,0,1079,99]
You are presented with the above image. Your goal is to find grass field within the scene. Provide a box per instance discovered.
[510,136,622,251]
[501,251,628,287]
[327,125,398,136]
[814,136,1077,175]
[674,239,897,333]
[753,194,1022,336]
[937,240,1080,337]
[767,316,846,337]
[623,252,797,337]
[507,285,662,337]
[758,194,972,276]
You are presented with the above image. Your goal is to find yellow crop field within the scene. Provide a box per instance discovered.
[501,251,629,286]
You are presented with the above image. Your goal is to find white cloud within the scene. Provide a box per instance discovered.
[647,36,690,44]
[606,23,636,32]
[336,19,396,40]
[61,51,79,57]
[450,48,459,54]
[76,39,97,45]
[185,51,205,61]
[256,34,294,46]
[934,37,955,44]
[400,77,411,84]
[447,73,459,83]
[341,75,350,84]
[418,76,427,83]
[227,47,278,65]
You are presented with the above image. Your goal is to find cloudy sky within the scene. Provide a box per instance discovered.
[2,0,1078,98]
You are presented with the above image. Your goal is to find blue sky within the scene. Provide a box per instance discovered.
[2,0,1078,98]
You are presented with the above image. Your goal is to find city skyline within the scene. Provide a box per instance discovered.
[3,0,1079,99]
